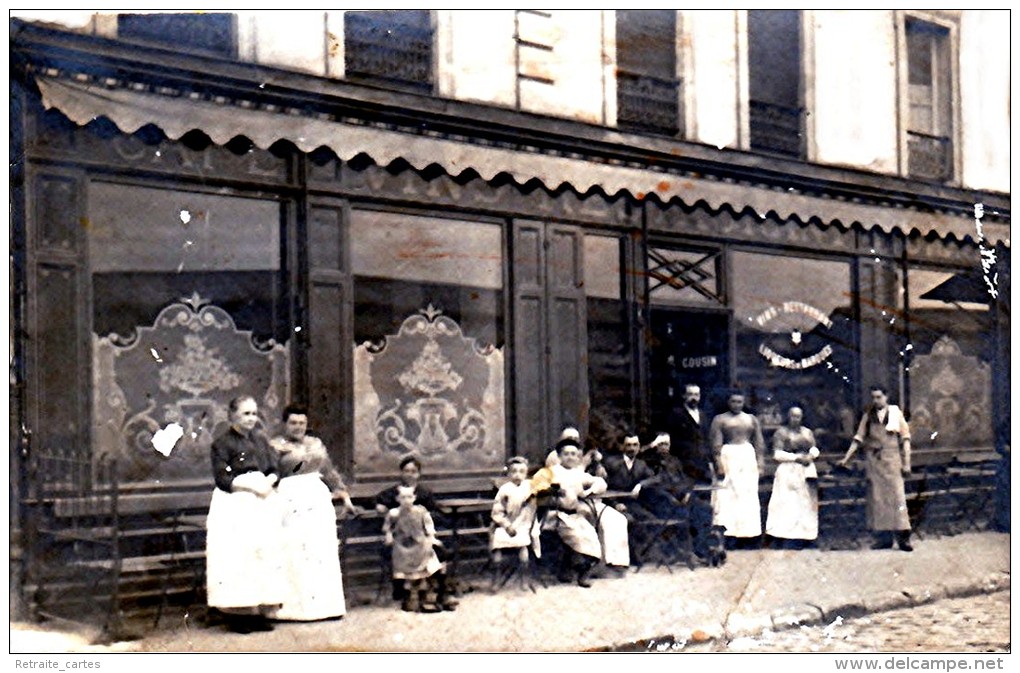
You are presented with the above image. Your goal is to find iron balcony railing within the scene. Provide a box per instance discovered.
[617,71,681,136]
[344,11,434,92]
[907,130,953,182]
[749,99,804,159]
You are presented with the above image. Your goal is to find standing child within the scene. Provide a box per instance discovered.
[490,457,540,585]
[383,485,457,613]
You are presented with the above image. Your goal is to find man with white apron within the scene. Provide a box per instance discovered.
[838,385,913,551]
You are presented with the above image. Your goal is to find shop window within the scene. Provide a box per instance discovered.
[730,251,855,453]
[616,10,681,136]
[350,210,505,478]
[584,234,632,447]
[747,10,804,158]
[904,266,992,457]
[89,183,284,341]
[647,246,724,307]
[88,182,288,484]
[904,18,954,182]
[117,13,238,59]
[344,10,434,93]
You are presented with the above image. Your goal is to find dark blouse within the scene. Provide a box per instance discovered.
[210,426,280,493]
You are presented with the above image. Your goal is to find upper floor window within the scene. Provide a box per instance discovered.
[117,13,237,59]
[904,18,954,182]
[747,10,804,158]
[615,10,681,136]
[344,10,434,93]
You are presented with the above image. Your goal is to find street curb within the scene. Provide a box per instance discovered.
[600,573,1010,652]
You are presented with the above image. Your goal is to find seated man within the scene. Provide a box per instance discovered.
[603,432,660,522]
[640,432,717,563]
[538,437,630,586]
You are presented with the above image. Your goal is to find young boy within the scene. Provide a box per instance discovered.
[382,485,457,613]
[490,457,540,585]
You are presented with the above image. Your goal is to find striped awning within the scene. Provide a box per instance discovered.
[36,74,1009,246]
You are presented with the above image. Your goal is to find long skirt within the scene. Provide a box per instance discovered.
[865,447,911,531]
[765,462,818,540]
[273,474,347,621]
[595,503,631,567]
[205,487,287,611]
[712,443,762,538]
[547,510,602,560]
[547,503,631,566]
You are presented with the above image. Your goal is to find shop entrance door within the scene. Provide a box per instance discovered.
[648,308,731,429]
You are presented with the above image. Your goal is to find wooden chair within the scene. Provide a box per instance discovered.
[25,452,129,640]
[152,511,207,628]
[628,489,696,572]
[486,503,542,594]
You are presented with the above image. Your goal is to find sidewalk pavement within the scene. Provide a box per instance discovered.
[10,531,1010,653]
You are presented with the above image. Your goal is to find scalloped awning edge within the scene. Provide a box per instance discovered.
[36,75,1008,247]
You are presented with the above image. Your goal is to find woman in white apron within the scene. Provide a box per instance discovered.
[270,405,356,621]
[709,392,766,547]
[205,396,286,633]
[765,407,820,548]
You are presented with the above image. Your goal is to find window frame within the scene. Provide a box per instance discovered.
[743,9,812,160]
[645,241,727,309]
[115,12,239,60]
[895,10,962,185]
[613,9,684,137]
[342,9,437,94]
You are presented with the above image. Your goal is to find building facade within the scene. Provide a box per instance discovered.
[10,10,1010,553]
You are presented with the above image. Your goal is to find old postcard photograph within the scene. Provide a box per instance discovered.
[8,8,1011,659]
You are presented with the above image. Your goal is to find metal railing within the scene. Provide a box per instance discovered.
[749,99,804,159]
[344,12,434,92]
[907,131,953,182]
[617,71,681,136]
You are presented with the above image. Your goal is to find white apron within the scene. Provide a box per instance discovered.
[712,443,762,538]
[273,473,347,621]
[593,503,631,567]
[765,462,818,540]
[205,486,287,611]
[491,480,542,557]
[544,465,630,566]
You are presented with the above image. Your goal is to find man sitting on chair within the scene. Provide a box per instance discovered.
[604,432,672,558]
[641,432,716,563]
[603,432,659,519]
[539,437,630,586]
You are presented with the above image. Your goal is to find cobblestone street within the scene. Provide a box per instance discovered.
[681,591,1010,653]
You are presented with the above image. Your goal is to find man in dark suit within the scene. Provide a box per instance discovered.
[668,384,714,483]
[602,432,659,555]
[603,433,658,498]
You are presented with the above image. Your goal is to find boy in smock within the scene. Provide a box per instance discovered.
[383,485,458,612]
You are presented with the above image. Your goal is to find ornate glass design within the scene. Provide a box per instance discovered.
[92,293,290,484]
[353,304,505,477]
